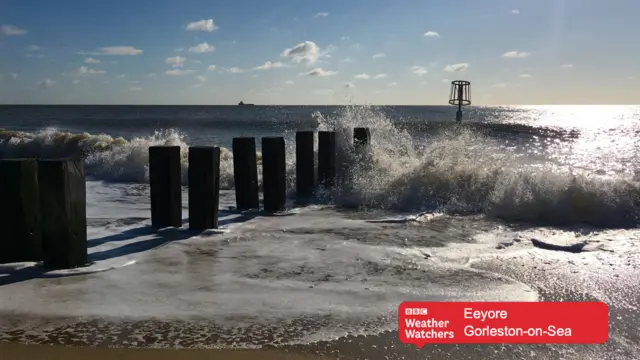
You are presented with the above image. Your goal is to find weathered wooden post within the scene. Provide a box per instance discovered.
[262,137,287,212]
[38,159,87,269]
[0,159,42,263]
[232,137,259,210]
[188,146,220,229]
[353,127,371,148]
[149,146,182,228]
[295,131,315,198]
[318,131,336,187]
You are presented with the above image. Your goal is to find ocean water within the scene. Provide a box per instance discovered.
[0,105,639,359]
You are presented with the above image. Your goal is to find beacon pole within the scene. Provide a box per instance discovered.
[448,80,471,124]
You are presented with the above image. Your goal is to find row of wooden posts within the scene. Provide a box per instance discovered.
[0,128,371,270]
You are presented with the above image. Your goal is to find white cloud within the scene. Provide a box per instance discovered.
[252,74,259,78]
[281,41,321,66]
[192,60,203,65]
[252,61,286,71]
[411,66,428,76]
[39,79,55,88]
[196,75,206,82]
[84,57,101,64]
[423,31,440,37]
[343,57,354,62]
[164,69,195,76]
[75,66,106,76]
[186,19,218,32]
[129,80,140,84]
[373,73,387,79]
[207,65,217,71]
[301,68,337,77]
[81,46,143,56]
[561,64,574,68]
[501,51,530,58]
[285,80,294,85]
[344,82,355,88]
[519,73,533,78]
[226,67,245,74]
[511,9,520,14]
[10,73,17,80]
[146,73,157,78]
[372,53,386,59]
[354,73,370,79]
[192,83,203,88]
[1,25,26,36]
[492,83,507,88]
[72,79,80,85]
[314,12,329,18]
[341,36,350,41]
[444,63,470,72]
[25,53,46,59]
[388,82,398,87]
[165,56,187,67]
[189,42,215,53]
[116,74,126,78]
[129,86,143,91]
[26,45,42,51]
[351,43,363,49]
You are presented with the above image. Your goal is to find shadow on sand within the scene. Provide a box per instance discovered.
[0,211,262,287]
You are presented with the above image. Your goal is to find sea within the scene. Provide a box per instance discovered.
[0,104,639,360]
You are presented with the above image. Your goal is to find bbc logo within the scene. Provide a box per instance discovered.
[405,308,428,315]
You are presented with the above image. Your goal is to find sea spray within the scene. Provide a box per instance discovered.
[2,105,640,227]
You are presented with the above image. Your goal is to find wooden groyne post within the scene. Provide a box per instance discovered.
[353,127,371,149]
[0,159,42,263]
[262,137,287,212]
[318,131,336,187]
[149,146,182,228]
[295,131,315,198]
[38,159,88,269]
[188,146,220,229]
[232,137,259,210]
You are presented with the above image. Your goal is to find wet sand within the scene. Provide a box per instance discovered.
[0,342,324,360]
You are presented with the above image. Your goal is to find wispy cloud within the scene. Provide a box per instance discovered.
[164,69,195,76]
[225,67,245,74]
[373,73,388,79]
[74,66,106,76]
[388,82,398,87]
[1,25,27,36]
[502,51,530,58]
[207,65,217,71]
[80,46,143,56]
[39,79,55,88]
[165,56,187,67]
[510,9,520,15]
[492,83,507,88]
[186,19,218,32]
[281,41,321,66]
[196,75,206,82]
[301,68,337,77]
[354,73,370,79]
[561,64,574,68]
[372,53,386,59]
[285,80,295,85]
[116,74,126,78]
[84,57,101,64]
[314,12,329,18]
[343,57,354,63]
[423,31,440,37]
[72,79,80,85]
[26,45,42,51]
[411,66,428,76]
[519,73,533,78]
[129,86,143,91]
[341,36,350,41]
[252,61,287,71]
[189,42,215,53]
[444,63,470,72]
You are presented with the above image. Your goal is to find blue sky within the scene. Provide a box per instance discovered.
[0,0,638,105]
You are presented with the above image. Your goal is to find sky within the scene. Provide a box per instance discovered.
[0,0,639,105]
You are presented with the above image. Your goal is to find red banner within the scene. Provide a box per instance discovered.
[398,302,608,348]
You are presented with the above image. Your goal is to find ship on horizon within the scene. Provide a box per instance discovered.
[238,101,255,106]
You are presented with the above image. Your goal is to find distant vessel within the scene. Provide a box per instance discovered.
[238,101,255,106]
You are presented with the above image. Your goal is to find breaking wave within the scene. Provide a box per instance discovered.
[1,105,639,228]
